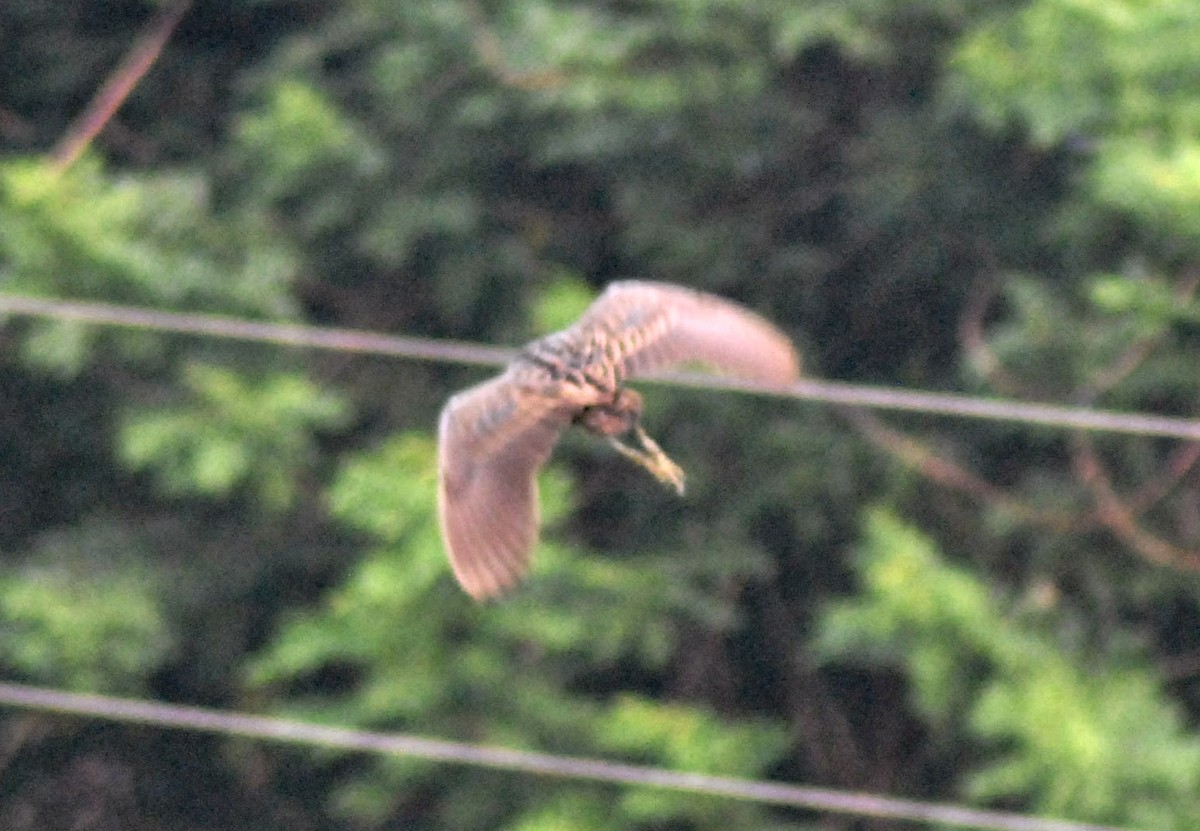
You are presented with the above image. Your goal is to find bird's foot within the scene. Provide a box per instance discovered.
[608,425,686,495]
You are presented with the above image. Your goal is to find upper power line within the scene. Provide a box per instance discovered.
[3,293,1200,441]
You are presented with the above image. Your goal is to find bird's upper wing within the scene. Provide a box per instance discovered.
[575,281,801,384]
[437,371,574,599]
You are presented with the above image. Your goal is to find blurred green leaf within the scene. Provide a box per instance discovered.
[529,272,596,336]
[119,364,350,508]
[951,0,1200,241]
[0,521,171,693]
[0,157,299,317]
[818,509,1200,826]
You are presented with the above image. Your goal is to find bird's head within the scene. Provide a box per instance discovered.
[575,387,643,438]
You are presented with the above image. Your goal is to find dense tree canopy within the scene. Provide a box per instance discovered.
[3,1,1200,829]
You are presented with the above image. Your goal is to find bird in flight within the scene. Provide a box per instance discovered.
[437,281,800,599]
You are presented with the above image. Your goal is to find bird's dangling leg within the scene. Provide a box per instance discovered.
[607,425,686,495]
[578,388,686,495]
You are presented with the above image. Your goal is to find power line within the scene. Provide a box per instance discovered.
[0,682,1127,831]
[0,295,515,367]
[4,294,1200,441]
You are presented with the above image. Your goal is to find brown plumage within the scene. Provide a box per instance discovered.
[437,281,800,599]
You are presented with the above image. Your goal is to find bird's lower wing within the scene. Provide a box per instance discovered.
[437,374,571,599]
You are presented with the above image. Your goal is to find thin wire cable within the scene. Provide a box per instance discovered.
[3,294,1200,441]
[0,682,1126,831]
[0,295,515,367]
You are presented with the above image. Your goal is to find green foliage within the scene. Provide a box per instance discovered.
[971,274,1180,395]
[499,791,622,831]
[598,694,787,776]
[0,520,171,693]
[951,0,1200,243]
[119,363,350,508]
[953,0,1200,142]
[237,81,381,189]
[1091,137,1200,240]
[529,271,596,336]
[485,0,776,114]
[0,157,298,311]
[233,80,397,245]
[594,694,790,822]
[818,509,1200,827]
[1088,270,1190,324]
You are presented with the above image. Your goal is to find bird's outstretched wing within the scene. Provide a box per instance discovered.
[437,372,573,599]
[575,281,801,384]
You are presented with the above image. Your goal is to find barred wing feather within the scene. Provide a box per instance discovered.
[437,373,572,599]
[580,282,800,384]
